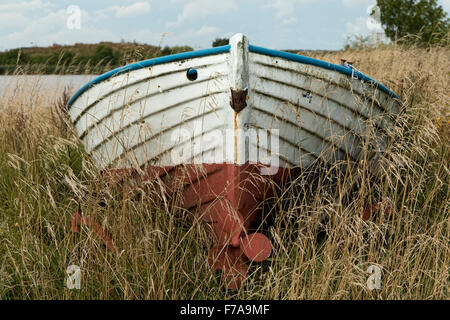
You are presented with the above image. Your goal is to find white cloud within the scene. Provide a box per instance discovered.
[0,13,29,31]
[263,0,314,26]
[109,1,151,18]
[131,29,169,46]
[442,0,450,12]
[283,17,297,25]
[167,0,237,28]
[264,0,313,18]
[345,16,371,37]
[134,25,221,48]
[0,9,118,49]
[0,2,218,50]
[182,26,221,38]
[343,0,449,12]
[175,26,222,48]
[344,15,389,46]
[342,0,375,8]
[12,9,70,39]
[0,0,54,11]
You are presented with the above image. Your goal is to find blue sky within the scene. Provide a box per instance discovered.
[1,0,449,51]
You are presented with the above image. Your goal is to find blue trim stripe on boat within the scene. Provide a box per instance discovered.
[68,43,400,107]
[248,45,399,100]
[67,45,231,107]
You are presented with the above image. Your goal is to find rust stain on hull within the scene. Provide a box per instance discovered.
[230,88,248,113]
[234,111,238,164]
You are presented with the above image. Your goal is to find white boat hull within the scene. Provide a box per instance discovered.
[69,35,400,172]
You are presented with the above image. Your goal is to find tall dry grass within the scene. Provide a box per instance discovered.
[0,43,448,299]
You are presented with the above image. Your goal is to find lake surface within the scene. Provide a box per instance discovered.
[0,75,96,105]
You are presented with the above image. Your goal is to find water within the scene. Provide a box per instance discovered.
[0,75,96,105]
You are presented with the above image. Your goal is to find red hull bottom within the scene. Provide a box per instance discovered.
[72,163,386,289]
[104,163,297,289]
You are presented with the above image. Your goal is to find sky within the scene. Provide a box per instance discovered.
[1,0,449,51]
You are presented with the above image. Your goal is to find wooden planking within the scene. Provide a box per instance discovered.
[249,52,401,116]
[246,53,397,165]
[249,97,352,163]
[69,53,229,123]
[101,114,229,169]
[69,53,232,170]
[81,79,229,153]
[75,62,229,139]
[250,65,394,131]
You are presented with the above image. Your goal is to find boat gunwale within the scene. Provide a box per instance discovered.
[250,59,394,117]
[67,45,231,108]
[72,61,228,125]
[248,45,400,100]
[76,73,228,139]
[67,42,400,109]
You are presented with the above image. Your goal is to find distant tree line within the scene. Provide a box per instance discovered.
[212,38,229,47]
[0,43,194,74]
[376,0,449,46]
[344,0,449,49]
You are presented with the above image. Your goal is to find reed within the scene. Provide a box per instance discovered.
[0,43,448,300]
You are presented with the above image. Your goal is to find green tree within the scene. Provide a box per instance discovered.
[212,38,229,47]
[160,46,172,56]
[45,50,75,65]
[376,0,449,45]
[92,44,117,65]
[0,49,29,65]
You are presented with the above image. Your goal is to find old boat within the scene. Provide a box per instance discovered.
[67,34,401,288]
